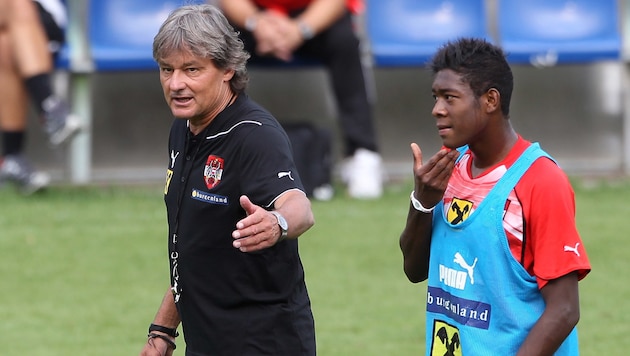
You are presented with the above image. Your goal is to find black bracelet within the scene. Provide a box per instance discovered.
[148,332,177,350]
[149,323,179,337]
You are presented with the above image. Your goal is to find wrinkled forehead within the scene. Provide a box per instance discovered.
[158,43,214,65]
[158,48,216,69]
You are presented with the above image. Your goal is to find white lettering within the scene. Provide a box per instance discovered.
[480,310,488,321]
[431,293,489,323]
[439,264,468,290]
[170,251,181,302]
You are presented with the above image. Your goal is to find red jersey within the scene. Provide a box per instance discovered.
[443,136,591,289]
[253,0,364,14]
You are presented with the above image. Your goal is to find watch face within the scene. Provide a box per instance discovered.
[278,215,288,230]
[272,211,288,230]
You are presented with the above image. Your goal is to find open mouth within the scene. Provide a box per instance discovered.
[172,96,193,105]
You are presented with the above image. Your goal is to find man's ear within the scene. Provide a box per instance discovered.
[223,69,235,82]
[484,88,501,114]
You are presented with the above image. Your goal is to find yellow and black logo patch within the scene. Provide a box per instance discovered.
[165,169,173,195]
[447,198,473,224]
[430,320,462,356]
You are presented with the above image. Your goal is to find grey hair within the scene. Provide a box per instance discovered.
[153,4,250,92]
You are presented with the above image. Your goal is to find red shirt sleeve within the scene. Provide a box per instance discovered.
[517,157,591,289]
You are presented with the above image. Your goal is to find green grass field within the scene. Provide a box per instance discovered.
[0,177,628,355]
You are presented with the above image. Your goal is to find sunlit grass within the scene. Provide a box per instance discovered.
[0,178,628,355]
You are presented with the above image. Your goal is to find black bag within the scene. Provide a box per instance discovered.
[283,122,333,198]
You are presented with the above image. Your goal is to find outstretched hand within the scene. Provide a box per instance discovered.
[232,195,282,252]
[410,143,459,208]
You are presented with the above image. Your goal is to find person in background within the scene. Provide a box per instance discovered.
[217,0,383,199]
[399,38,591,355]
[0,0,81,194]
[140,4,316,355]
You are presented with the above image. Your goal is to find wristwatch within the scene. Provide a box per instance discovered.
[297,20,315,40]
[270,211,288,241]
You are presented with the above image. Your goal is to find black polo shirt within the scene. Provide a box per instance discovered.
[163,94,316,355]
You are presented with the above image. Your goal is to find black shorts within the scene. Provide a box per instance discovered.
[34,1,65,55]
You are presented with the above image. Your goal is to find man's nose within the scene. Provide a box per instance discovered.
[432,99,446,117]
[169,70,187,90]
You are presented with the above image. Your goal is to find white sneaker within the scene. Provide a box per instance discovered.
[312,183,334,201]
[0,155,50,195]
[48,113,82,146]
[43,96,83,145]
[347,148,383,199]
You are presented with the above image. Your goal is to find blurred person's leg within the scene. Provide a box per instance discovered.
[5,0,80,146]
[0,23,29,135]
[0,11,50,193]
[297,12,383,199]
[0,0,54,194]
[7,0,52,77]
[235,11,383,199]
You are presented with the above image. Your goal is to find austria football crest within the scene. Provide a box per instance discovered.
[204,155,224,189]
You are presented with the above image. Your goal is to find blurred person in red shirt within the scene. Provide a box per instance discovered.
[218,0,383,199]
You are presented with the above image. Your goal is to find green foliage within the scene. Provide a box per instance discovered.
[0,179,628,355]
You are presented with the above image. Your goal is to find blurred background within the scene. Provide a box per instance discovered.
[3,1,630,355]
[20,0,630,184]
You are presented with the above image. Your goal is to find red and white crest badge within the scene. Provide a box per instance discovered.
[204,155,224,190]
